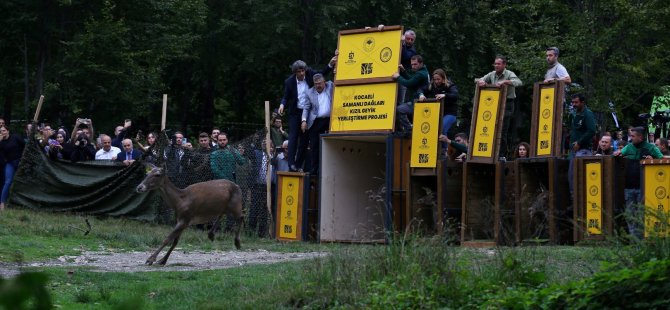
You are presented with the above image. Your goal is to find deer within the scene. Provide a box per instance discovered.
[136,164,244,265]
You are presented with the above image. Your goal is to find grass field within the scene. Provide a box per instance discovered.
[1,208,668,309]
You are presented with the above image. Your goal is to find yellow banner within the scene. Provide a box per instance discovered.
[278,175,300,239]
[585,162,603,235]
[330,82,397,132]
[471,90,501,157]
[410,102,441,167]
[536,87,556,156]
[643,165,670,237]
[336,29,402,81]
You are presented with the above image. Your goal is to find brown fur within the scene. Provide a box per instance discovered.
[136,165,244,265]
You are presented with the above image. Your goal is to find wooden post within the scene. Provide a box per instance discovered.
[161,94,167,131]
[32,95,44,123]
[265,100,274,237]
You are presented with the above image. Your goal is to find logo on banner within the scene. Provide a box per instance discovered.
[542,109,551,119]
[363,37,375,52]
[361,63,373,74]
[656,170,667,182]
[422,107,431,118]
[589,186,599,196]
[656,186,667,199]
[380,47,392,62]
[286,195,294,205]
[288,182,294,192]
[483,111,492,121]
[346,51,356,64]
[421,122,430,134]
[590,170,598,179]
[484,96,493,106]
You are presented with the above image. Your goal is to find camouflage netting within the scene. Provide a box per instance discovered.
[10,128,273,237]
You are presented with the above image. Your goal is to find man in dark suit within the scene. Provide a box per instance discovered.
[116,138,142,166]
[279,55,337,172]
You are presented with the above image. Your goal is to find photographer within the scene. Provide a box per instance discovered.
[70,118,96,149]
[69,129,96,162]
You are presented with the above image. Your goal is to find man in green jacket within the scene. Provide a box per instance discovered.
[568,94,596,196]
[210,132,247,181]
[614,126,663,238]
[392,55,429,134]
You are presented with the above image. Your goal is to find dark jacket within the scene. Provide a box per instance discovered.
[421,80,459,116]
[570,107,596,150]
[0,134,25,162]
[397,65,429,101]
[280,66,333,116]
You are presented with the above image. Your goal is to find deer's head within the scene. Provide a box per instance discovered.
[136,164,166,193]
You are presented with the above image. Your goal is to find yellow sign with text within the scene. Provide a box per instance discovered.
[410,102,441,168]
[336,29,401,81]
[536,87,555,156]
[278,175,300,239]
[643,165,670,237]
[585,162,603,235]
[472,90,501,157]
[330,82,397,132]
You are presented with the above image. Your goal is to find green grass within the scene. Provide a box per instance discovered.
[3,208,668,309]
[0,208,331,262]
[39,262,311,309]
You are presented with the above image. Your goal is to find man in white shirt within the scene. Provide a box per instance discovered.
[543,47,571,83]
[298,73,334,174]
[95,134,121,160]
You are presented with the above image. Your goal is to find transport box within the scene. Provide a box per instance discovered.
[516,157,571,244]
[572,156,625,242]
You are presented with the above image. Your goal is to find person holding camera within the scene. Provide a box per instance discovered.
[70,118,96,149]
[69,129,96,162]
[0,125,25,210]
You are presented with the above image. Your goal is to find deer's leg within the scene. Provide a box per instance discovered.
[157,235,182,265]
[146,221,188,265]
[234,215,244,249]
[208,217,222,241]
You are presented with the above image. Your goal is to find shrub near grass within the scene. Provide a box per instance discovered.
[488,259,670,309]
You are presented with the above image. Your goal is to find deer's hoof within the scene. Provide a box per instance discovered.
[208,232,215,241]
[235,239,241,250]
[145,260,154,266]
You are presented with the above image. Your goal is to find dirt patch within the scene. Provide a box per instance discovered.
[0,249,327,278]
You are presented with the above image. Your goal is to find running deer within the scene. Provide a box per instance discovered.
[136,164,243,265]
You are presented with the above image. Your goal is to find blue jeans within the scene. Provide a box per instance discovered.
[441,114,457,149]
[396,101,413,132]
[2,159,19,203]
[624,188,643,239]
[568,148,593,197]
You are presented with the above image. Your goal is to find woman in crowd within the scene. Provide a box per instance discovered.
[419,68,459,137]
[0,126,25,210]
[514,142,530,159]
[46,132,67,160]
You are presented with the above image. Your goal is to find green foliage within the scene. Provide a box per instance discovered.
[0,272,52,310]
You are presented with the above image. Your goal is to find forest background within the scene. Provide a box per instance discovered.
[1,0,669,141]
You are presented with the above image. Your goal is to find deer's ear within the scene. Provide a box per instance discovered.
[144,163,156,174]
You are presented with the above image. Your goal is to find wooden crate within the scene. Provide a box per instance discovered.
[406,164,441,235]
[573,156,625,242]
[516,157,571,244]
[496,160,518,245]
[461,162,497,246]
[392,136,412,232]
[440,160,463,236]
[276,172,310,241]
[641,159,670,238]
